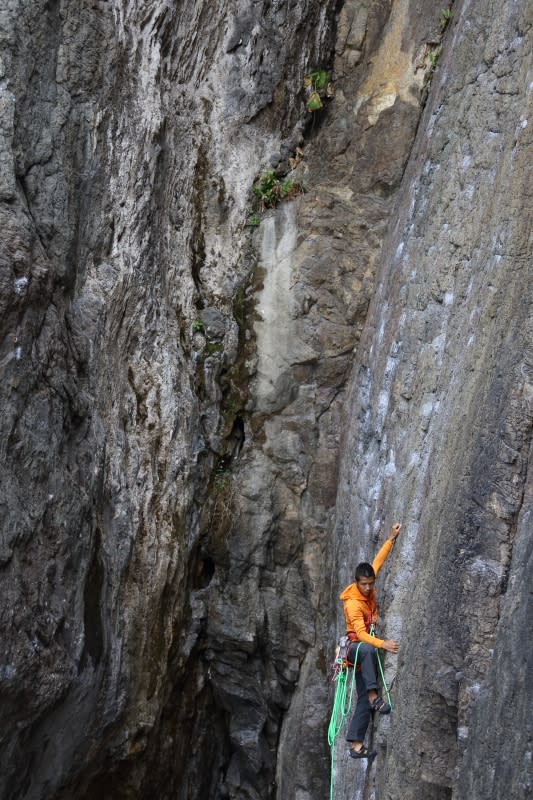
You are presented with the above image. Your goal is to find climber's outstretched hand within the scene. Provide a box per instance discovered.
[390,523,401,540]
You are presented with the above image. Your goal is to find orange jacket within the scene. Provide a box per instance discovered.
[339,538,394,648]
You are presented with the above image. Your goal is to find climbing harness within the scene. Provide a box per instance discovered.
[327,628,392,800]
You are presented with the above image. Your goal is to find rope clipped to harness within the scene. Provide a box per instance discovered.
[327,640,360,800]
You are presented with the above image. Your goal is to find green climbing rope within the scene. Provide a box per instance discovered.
[327,644,359,800]
[370,625,393,709]
[376,648,392,709]
[327,646,359,745]
[328,630,393,800]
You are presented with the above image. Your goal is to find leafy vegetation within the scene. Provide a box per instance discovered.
[303,68,333,112]
[439,7,452,29]
[304,69,329,91]
[427,48,439,68]
[251,169,305,213]
[306,92,323,112]
[213,468,231,492]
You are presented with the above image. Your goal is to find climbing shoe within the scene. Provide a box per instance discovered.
[370,696,391,714]
[349,745,377,761]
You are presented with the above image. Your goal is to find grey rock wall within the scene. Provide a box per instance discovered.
[0,0,531,799]
[0,1,338,798]
[333,0,533,798]
[201,1,446,797]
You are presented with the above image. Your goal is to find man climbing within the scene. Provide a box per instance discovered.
[339,522,401,760]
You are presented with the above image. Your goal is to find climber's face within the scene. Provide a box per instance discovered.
[356,577,375,596]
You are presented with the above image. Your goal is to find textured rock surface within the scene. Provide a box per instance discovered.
[0,1,338,798]
[204,2,444,797]
[333,0,533,798]
[0,1,531,800]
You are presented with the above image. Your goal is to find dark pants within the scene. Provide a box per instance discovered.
[346,643,379,742]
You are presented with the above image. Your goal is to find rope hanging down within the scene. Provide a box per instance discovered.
[327,644,360,746]
[327,630,392,800]
[376,648,392,709]
[327,643,360,800]
[370,624,393,709]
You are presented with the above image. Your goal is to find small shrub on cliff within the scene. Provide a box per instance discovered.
[303,68,334,112]
[427,48,440,68]
[281,177,306,199]
[251,170,305,213]
[214,469,231,491]
[252,170,280,209]
[439,7,452,30]
[305,69,329,91]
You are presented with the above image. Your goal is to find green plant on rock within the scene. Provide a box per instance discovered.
[281,178,306,199]
[192,319,204,332]
[252,170,305,213]
[427,48,440,68]
[303,68,333,112]
[306,92,323,111]
[304,69,329,91]
[252,169,280,209]
[213,469,231,492]
[248,212,260,227]
[439,7,452,29]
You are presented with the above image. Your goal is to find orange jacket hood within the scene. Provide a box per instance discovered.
[339,582,376,604]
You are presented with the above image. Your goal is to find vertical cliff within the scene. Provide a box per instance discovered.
[0,1,338,797]
[0,1,531,800]
[333,0,532,798]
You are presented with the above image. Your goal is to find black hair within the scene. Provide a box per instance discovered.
[355,562,375,580]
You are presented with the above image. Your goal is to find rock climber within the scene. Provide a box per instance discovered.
[339,522,401,760]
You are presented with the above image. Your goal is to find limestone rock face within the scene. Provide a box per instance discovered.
[0,2,337,798]
[333,1,533,798]
[0,1,531,800]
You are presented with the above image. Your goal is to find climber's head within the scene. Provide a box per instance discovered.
[355,562,375,596]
